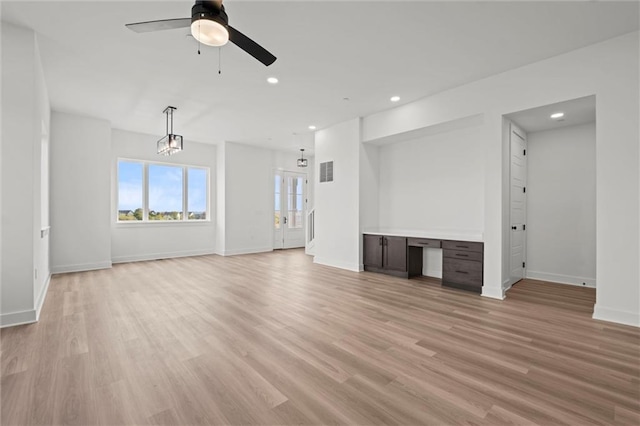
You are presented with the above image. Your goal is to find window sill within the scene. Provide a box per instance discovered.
[115,220,212,228]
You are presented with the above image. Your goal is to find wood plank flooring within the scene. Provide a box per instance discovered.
[1,249,639,425]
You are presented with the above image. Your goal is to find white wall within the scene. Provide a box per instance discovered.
[215,142,227,255]
[525,123,596,287]
[50,112,112,273]
[220,142,274,255]
[110,129,217,263]
[358,32,639,325]
[314,118,362,271]
[378,125,485,234]
[1,23,50,327]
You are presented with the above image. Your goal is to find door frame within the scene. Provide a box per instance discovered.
[509,122,528,287]
[273,168,308,250]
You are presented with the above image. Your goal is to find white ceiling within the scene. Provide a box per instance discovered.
[2,1,638,152]
[506,95,596,134]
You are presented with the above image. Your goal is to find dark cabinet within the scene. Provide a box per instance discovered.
[363,234,408,277]
[364,233,484,294]
[442,241,484,293]
[363,234,383,268]
[383,236,408,272]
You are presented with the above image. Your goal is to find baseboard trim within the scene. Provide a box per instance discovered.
[52,261,112,274]
[35,273,52,321]
[593,304,640,328]
[217,247,273,257]
[112,249,216,264]
[526,270,596,288]
[313,257,361,272]
[0,309,37,328]
[502,278,513,292]
[482,285,505,300]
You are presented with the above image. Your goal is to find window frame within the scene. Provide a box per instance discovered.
[116,158,210,224]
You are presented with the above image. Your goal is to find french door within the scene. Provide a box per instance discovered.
[274,171,306,249]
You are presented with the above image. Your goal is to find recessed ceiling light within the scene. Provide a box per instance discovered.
[550,112,565,119]
[390,96,401,102]
[308,125,317,130]
[267,77,279,85]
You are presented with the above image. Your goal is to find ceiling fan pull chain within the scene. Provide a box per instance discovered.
[218,47,222,74]
[197,19,201,55]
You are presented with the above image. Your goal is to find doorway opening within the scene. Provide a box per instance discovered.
[503,95,596,311]
[274,171,307,249]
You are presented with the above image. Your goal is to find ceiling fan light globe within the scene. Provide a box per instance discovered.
[191,19,229,47]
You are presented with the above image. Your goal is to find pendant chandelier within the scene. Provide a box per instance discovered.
[297,148,308,167]
[157,106,183,156]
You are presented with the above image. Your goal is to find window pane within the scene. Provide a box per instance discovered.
[188,168,207,220]
[118,161,143,221]
[149,164,183,220]
[274,175,281,229]
[287,177,303,229]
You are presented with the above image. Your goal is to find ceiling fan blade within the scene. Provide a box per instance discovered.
[228,25,277,66]
[125,18,191,33]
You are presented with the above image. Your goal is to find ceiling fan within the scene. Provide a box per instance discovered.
[125,0,276,66]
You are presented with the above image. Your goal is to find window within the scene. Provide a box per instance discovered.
[149,164,183,221]
[117,159,209,222]
[118,161,143,221]
[188,168,207,220]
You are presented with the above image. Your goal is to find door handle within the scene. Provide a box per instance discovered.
[284,217,287,224]
[512,226,517,230]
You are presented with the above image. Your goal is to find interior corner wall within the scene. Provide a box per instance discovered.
[360,31,639,324]
[1,23,50,327]
[359,139,380,268]
[314,118,361,271]
[110,129,217,263]
[50,111,112,273]
[221,142,273,256]
[526,123,596,287]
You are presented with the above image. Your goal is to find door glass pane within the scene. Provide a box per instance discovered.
[118,161,143,221]
[288,176,303,229]
[274,175,281,229]
[149,164,183,220]
[187,168,207,220]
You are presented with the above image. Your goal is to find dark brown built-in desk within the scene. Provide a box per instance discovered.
[363,233,484,293]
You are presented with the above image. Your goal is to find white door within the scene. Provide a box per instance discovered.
[510,123,527,284]
[274,171,306,249]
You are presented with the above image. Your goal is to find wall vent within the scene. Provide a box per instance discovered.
[319,161,333,183]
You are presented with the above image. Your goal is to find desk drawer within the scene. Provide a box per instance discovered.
[442,240,483,253]
[443,249,482,262]
[407,238,441,248]
[443,258,483,287]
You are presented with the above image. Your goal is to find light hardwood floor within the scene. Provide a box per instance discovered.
[1,249,639,425]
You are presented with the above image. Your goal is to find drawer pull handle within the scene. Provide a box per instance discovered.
[456,245,469,249]
[455,254,469,257]
[455,270,469,274]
